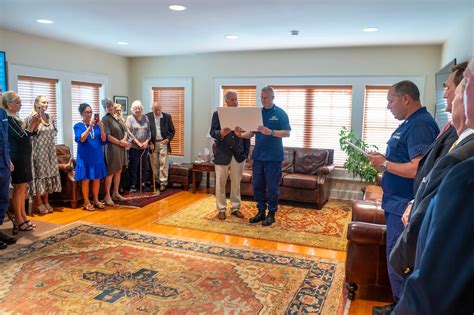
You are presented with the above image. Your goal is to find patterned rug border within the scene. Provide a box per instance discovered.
[156,196,351,251]
[1,221,346,314]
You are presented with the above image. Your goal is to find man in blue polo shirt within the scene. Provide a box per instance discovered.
[367,80,439,314]
[249,86,291,226]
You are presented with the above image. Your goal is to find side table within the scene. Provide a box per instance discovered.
[192,162,215,193]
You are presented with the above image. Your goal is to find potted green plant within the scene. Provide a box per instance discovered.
[339,127,378,183]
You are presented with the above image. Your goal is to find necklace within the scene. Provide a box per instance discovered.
[40,114,50,127]
[83,122,95,139]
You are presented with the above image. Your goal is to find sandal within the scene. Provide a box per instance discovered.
[83,204,95,211]
[45,203,54,213]
[37,204,48,214]
[17,221,33,231]
[26,220,37,228]
[104,197,115,206]
[94,202,106,209]
[112,193,126,201]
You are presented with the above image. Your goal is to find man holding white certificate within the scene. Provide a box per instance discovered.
[210,90,250,220]
[249,86,291,226]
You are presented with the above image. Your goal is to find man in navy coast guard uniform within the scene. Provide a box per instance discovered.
[249,86,291,226]
[367,80,439,314]
[0,87,17,249]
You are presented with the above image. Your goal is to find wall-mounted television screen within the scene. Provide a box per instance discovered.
[0,51,7,93]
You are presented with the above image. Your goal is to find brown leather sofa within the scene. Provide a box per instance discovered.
[345,184,393,302]
[233,146,335,209]
[49,144,82,208]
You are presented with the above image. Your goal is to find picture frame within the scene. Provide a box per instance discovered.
[113,96,128,115]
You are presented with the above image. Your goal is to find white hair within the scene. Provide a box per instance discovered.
[224,89,238,100]
[131,100,143,111]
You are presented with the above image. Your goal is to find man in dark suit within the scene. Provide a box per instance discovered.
[146,102,175,191]
[411,62,467,195]
[210,90,250,220]
[389,72,474,279]
[394,58,474,314]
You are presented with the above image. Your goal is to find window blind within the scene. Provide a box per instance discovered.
[362,86,400,154]
[221,86,257,107]
[152,87,185,156]
[71,81,101,157]
[17,75,59,143]
[273,85,353,166]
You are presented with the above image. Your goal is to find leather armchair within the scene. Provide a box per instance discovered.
[345,184,393,302]
[49,144,82,208]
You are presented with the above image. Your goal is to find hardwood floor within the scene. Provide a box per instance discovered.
[27,189,381,314]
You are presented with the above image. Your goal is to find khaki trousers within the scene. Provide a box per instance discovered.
[152,142,170,186]
[215,156,244,212]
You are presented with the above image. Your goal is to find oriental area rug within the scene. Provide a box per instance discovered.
[0,222,345,314]
[116,189,181,208]
[156,196,352,251]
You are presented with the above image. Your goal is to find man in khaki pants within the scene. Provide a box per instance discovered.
[210,90,250,220]
[146,102,175,191]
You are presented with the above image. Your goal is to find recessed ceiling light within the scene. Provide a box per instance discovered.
[36,19,53,24]
[290,30,299,36]
[225,35,239,39]
[169,4,186,11]
[117,42,129,45]
[363,27,379,32]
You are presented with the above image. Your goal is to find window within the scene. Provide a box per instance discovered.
[273,85,353,166]
[17,76,59,143]
[152,87,185,156]
[221,86,256,107]
[71,81,101,156]
[362,86,400,154]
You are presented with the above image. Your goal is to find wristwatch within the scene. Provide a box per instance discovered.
[382,160,389,172]
[271,130,275,136]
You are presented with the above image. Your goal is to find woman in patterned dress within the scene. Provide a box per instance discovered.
[1,91,40,231]
[73,103,107,211]
[26,96,62,214]
[101,99,130,205]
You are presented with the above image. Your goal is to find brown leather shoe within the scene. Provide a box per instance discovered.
[231,210,244,218]
[218,212,226,220]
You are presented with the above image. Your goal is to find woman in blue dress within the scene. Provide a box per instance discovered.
[73,103,107,210]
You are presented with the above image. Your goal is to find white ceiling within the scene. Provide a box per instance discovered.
[0,0,472,57]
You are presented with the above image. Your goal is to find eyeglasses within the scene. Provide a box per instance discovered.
[84,111,92,114]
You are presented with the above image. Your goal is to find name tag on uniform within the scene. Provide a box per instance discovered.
[392,132,401,140]
[2,119,7,122]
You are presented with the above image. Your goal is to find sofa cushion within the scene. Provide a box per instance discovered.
[294,149,329,175]
[241,169,253,183]
[282,173,318,190]
[281,147,295,173]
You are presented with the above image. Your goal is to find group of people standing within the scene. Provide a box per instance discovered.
[73,99,175,210]
[0,90,62,249]
[0,92,175,249]
[366,59,474,314]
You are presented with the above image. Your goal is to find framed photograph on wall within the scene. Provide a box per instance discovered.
[113,96,128,115]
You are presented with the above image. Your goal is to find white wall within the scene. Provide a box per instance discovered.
[0,28,129,97]
[441,11,473,66]
[129,45,442,162]
[0,28,129,149]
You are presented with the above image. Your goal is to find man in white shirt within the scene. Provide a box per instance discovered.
[146,102,175,191]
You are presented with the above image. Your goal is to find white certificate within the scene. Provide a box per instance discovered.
[217,107,263,131]
[347,142,369,157]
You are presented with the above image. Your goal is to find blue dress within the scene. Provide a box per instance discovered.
[73,122,106,180]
